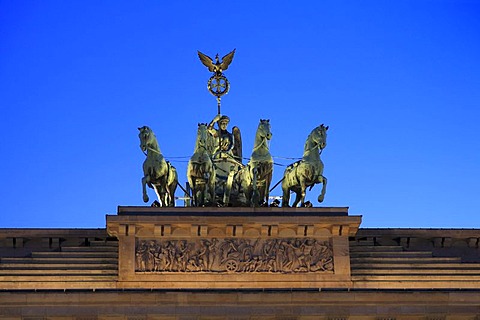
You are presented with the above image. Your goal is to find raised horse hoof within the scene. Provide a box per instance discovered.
[143,196,149,203]
[318,195,324,203]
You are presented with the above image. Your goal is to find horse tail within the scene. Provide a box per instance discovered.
[167,162,178,207]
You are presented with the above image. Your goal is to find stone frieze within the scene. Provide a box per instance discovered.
[135,238,333,273]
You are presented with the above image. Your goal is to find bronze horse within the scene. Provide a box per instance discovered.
[187,123,216,206]
[282,124,328,207]
[224,119,273,206]
[138,126,178,207]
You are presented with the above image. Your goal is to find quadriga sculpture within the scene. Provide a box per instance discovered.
[282,124,328,207]
[138,126,178,207]
[224,119,273,206]
[187,123,216,206]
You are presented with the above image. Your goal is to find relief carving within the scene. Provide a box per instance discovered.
[135,238,333,273]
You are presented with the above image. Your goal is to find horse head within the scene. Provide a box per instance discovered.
[258,119,272,141]
[312,124,328,150]
[196,123,208,149]
[138,126,156,152]
[317,123,328,150]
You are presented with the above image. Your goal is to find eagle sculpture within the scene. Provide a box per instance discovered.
[198,49,236,76]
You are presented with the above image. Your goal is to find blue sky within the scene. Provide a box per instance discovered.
[1,1,479,228]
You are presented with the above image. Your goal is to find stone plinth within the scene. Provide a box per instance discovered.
[107,206,361,289]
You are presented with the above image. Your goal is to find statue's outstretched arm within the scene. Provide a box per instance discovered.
[208,114,221,127]
[208,119,216,130]
[208,114,221,135]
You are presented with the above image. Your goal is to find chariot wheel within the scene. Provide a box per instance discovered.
[224,259,238,272]
[208,74,230,97]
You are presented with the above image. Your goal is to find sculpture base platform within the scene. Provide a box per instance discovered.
[107,206,362,289]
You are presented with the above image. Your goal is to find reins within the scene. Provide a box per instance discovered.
[143,146,162,156]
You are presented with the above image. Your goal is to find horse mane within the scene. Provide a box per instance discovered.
[303,130,315,153]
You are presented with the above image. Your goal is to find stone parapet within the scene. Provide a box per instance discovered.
[2,218,480,292]
[107,206,361,289]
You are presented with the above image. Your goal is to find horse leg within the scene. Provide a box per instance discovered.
[257,182,265,207]
[152,184,164,206]
[167,167,177,207]
[187,162,196,207]
[281,178,290,207]
[244,184,253,207]
[251,167,259,207]
[318,175,327,203]
[168,182,176,207]
[198,184,205,207]
[293,177,306,207]
[155,177,169,207]
[264,171,273,206]
[190,179,197,207]
[223,170,235,206]
[300,182,307,207]
[142,176,150,203]
[208,169,216,206]
[161,190,168,207]
[292,190,301,207]
[192,184,198,207]
[169,186,175,207]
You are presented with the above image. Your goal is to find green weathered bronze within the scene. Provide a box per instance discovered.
[206,113,243,203]
[137,50,330,208]
[187,123,216,207]
[207,114,242,162]
[224,119,273,207]
[282,124,328,207]
[138,126,178,207]
[198,49,236,114]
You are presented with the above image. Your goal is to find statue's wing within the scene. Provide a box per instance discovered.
[220,49,236,71]
[197,51,215,72]
[232,126,242,163]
